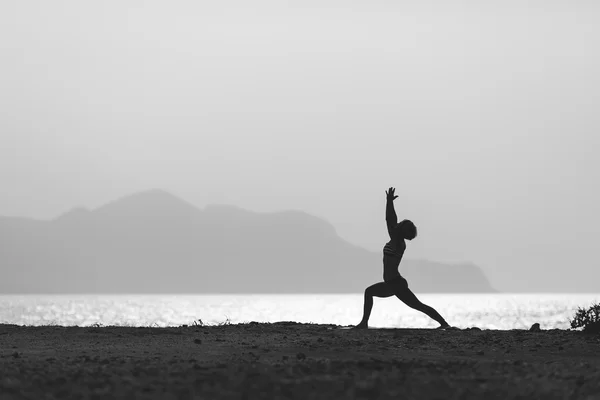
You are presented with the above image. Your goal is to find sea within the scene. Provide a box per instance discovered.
[1,294,598,330]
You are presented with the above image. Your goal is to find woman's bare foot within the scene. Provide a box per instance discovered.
[353,322,368,329]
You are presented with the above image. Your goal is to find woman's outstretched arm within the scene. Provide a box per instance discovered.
[385,187,398,239]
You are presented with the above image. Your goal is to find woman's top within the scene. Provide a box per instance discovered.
[383,241,404,259]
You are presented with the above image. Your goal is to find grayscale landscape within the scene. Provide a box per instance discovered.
[1,1,598,399]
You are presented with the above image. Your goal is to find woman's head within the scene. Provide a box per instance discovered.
[397,219,417,240]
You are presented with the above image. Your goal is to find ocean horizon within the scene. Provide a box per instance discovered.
[2,293,599,330]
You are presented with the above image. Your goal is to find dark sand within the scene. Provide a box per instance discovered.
[1,323,599,399]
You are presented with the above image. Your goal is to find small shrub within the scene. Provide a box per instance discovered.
[570,303,600,333]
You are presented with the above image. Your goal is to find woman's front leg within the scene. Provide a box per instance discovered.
[355,282,395,329]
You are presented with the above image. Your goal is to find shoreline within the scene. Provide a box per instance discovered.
[1,322,599,399]
[3,292,599,331]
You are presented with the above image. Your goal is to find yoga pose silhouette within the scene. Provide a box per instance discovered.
[355,187,450,329]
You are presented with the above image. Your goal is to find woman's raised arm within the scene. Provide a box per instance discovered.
[385,187,398,239]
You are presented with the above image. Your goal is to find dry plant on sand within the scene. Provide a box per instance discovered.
[570,302,600,333]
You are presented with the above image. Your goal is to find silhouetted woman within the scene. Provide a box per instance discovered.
[355,187,450,329]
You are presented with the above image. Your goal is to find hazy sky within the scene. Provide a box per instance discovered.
[1,1,599,290]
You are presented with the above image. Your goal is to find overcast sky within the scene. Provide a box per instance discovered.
[1,1,599,291]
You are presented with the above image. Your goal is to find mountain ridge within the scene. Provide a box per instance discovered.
[0,190,496,294]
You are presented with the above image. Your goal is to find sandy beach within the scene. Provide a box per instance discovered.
[1,322,599,399]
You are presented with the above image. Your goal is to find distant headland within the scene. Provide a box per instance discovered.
[0,189,496,293]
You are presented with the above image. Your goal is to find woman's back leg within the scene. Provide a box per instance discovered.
[391,284,449,327]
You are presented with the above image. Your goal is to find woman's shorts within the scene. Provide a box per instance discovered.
[384,275,409,289]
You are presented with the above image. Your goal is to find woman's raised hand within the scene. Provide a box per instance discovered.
[386,187,398,201]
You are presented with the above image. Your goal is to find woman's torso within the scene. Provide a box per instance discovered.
[382,238,405,282]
